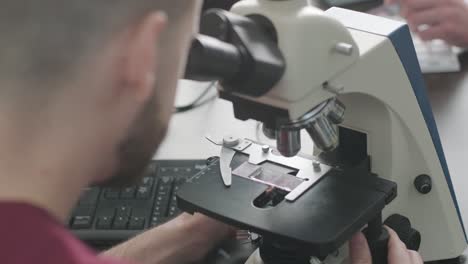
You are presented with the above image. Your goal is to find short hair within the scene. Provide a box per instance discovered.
[0,0,193,92]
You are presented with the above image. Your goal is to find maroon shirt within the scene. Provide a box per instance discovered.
[0,202,129,264]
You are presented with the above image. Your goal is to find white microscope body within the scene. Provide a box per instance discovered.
[228,0,467,262]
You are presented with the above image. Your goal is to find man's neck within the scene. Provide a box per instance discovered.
[0,89,120,223]
[0,114,110,222]
[0,153,90,222]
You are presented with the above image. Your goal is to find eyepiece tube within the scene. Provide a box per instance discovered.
[184,35,242,82]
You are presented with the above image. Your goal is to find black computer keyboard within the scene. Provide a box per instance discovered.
[69,159,209,248]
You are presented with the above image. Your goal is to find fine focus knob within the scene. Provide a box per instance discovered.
[384,214,421,251]
[414,174,432,194]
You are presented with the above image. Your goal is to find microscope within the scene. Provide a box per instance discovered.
[180,0,467,262]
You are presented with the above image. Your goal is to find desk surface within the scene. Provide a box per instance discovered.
[156,81,317,160]
[156,81,262,160]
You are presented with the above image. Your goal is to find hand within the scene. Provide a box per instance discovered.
[181,213,237,242]
[103,213,235,264]
[387,0,468,46]
[349,227,423,264]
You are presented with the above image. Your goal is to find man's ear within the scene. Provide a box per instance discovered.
[121,12,168,103]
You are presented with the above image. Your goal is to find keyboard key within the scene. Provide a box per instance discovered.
[96,216,113,229]
[169,199,178,211]
[136,186,151,199]
[157,186,170,196]
[156,192,170,202]
[158,179,172,194]
[120,187,136,199]
[175,177,186,186]
[146,163,158,175]
[104,188,120,199]
[78,187,100,206]
[72,206,94,218]
[160,176,173,185]
[141,177,154,187]
[168,206,178,218]
[159,167,169,176]
[116,206,132,217]
[153,211,163,217]
[72,216,92,229]
[113,216,128,229]
[150,216,165,227]
[128,216,146,230]
[155,180,173,214]
[154,197,170,215]
[153,203,166,215]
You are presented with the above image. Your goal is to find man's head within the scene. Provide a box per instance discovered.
[0,1,202,186]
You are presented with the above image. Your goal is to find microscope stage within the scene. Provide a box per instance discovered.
[177,154,396,257]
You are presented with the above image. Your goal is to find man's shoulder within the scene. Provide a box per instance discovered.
[0,202,130,264]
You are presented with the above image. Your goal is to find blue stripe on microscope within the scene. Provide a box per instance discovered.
[388,25,467,241]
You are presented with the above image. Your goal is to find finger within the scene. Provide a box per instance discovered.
[406,7,444,30]
[416,20,468,46]
[402,0,466,20]
[349,232,372,264]
[400,0,440,12]
[418,23,452,42]
[386,227,412,263]
[409,250,424,264]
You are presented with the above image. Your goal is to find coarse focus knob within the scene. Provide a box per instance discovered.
[384,214,421,251]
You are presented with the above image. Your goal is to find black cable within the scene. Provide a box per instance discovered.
[174,82,217,114]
